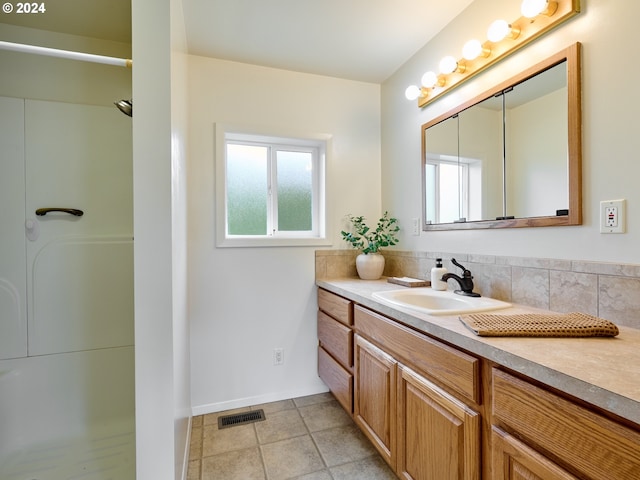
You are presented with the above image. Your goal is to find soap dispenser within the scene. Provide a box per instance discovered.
[431,258,448,291]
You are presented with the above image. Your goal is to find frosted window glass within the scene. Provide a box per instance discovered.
[219,127,327,246]
[276,150,312,231]
[226,144,267,235]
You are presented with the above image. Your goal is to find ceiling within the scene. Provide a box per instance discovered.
[0,0,475,83]
[0,0,132,44]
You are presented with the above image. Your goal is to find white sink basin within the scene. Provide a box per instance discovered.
[372,288,511,316]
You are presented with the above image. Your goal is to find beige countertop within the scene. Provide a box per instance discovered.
[317,277,640,426]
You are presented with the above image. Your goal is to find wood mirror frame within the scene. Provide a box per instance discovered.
[421,42,582,231]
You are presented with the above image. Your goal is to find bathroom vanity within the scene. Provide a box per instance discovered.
[317,278,640,480]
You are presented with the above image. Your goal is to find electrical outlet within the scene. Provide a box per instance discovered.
[605,207,618,227]
[274,348,284,365]
[600,199,626,234]
[412,217,421,236]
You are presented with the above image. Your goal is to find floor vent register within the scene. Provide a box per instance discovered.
[217,409,266,429]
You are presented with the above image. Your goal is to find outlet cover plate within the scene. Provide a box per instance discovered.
[412,217,420,236]
[274,348,284,365]
[600,199,626,233]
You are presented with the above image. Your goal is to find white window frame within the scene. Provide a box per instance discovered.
[215,123,331,247]
[426,154,476,224]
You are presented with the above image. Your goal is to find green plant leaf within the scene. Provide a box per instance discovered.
[341,211,400,254]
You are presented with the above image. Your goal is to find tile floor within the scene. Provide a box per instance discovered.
[187,392,398,480]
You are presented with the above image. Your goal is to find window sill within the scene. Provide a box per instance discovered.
[216,236,333,248]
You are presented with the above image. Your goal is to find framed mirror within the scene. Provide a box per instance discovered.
[422,42,582,230]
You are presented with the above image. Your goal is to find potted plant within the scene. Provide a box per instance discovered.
[341,211,400,280]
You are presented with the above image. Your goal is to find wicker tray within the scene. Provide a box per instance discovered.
[459,312,619,338]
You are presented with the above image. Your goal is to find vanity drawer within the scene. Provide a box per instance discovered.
[318,288,353,326]
[354,305,480,404]
[492,368,640,480]
[318,346,353,414]
[318,310,353,370]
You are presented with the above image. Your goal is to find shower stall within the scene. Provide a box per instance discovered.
[0,96,135,479]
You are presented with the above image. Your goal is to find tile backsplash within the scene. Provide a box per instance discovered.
[315,250,640,330]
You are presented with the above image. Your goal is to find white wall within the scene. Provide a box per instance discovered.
[382,0,640,264]
[187,56,381,412]
[0,23,131,104]
[170,0,192,477]
[132,0,191,478]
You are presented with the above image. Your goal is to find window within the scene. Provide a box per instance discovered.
[425,154,482,224]
[215,125,329,247]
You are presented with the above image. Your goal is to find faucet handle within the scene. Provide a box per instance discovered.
[451,258,471,275]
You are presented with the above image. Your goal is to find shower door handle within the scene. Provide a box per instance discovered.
[35,207,84,217]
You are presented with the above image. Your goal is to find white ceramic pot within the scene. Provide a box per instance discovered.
[355,253,385,280]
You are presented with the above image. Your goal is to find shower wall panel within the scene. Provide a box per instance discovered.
[1,346,135,447]
[30,238,134,355]
[0,96,27,360]
[24,99,134,355]
[0,346,135,473]
[0,97,134,477]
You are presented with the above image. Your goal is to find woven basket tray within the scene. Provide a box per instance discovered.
[460,312,619,338]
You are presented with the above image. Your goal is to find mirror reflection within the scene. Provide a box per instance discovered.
[505,62,567,218]
[459,94,503,222]
[422,43,581,230]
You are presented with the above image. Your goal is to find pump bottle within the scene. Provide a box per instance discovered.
[431,258,448,291]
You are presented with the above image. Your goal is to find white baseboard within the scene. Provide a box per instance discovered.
[191,385,329,416]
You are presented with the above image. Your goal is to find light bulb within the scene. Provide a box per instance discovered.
[421,71,438,88]
[405,85,421,101]
[521,0,548,17]
[439,56,458,74]
[488,19,512,42]
[462,40,483,60]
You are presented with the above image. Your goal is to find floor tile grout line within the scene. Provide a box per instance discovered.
[192,419,204,480]
[252,422,270,480]
[190,394,386,480]
[253,400,307,480]
[258,400,330,480]
[296,402,336,480]
[301,404,382,475]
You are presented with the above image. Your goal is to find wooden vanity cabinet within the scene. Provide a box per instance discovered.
[317,289,354,414]
[491,427,578,480]
[354,334,397,469]
[492,368,640,480]
[354,305,480,404]
[397,364,480,480]
[318,285,640,479]
[354,304,481,480]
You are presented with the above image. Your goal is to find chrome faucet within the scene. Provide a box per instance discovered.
[441,258,481,297]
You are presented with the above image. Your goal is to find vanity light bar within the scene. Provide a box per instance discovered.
[408,0,580,108]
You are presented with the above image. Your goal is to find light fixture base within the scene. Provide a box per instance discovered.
[416,0,580,108]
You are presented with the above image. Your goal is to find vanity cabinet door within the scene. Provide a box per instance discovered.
[354,334,397,470]
[397,364,480,480]
[491,427,578,480]
[492,368,640,480]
